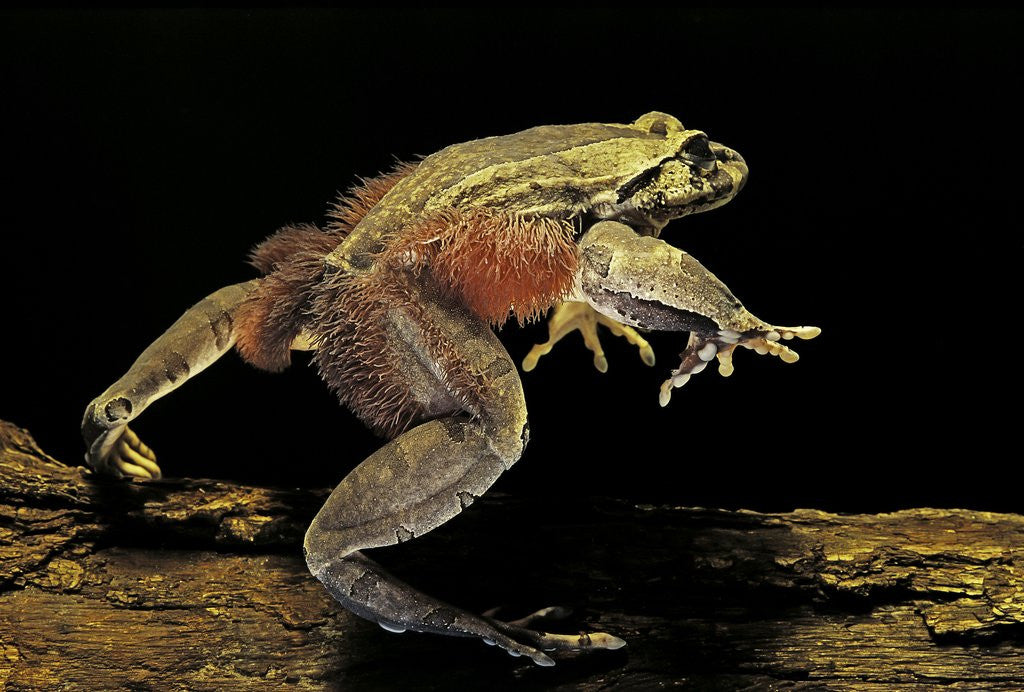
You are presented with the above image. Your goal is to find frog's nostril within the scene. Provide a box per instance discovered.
[714,146,738,163]
[713,146,748,191]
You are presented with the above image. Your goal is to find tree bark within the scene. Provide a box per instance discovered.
[2,418,1022,690]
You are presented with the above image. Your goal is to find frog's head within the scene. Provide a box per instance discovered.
[594,112,748,234]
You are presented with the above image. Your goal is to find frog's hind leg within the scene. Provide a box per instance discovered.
[303,281,624,666]
[81,280,260,478]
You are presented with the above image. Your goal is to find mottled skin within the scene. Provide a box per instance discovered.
[82,113,819,666]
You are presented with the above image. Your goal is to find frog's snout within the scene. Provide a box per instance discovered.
[713,144,748,193]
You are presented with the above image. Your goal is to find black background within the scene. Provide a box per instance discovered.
[1,9,1021,513]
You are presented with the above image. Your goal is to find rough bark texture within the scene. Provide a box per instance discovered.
[2,418,1022,690]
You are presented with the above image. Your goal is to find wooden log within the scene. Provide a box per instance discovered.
[1,418,1022,689]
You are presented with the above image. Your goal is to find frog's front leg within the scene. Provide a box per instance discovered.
[577,221,820,406]
[303,285,624,666]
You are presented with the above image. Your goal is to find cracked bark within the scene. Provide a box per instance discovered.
[1,418,1022,690]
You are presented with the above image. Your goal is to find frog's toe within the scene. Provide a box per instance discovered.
[523,302,654,373]
[485,616,626,654]
[108,427,162,479]
[476,606,624,664]
[658,332,718,406]
[775,325,822,342]
[529,630,627,652]
[733,324,820,367]
[659,324,820,406]
[594,313,655,368]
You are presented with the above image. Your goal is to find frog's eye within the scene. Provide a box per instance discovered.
[682,135,714,161]
[680,135,717,172]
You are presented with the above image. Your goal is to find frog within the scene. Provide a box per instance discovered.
[81,112,819,666]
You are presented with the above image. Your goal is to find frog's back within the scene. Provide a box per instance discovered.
[329,120,673,267]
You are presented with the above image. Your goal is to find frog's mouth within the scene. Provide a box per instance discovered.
[667,144,748,216]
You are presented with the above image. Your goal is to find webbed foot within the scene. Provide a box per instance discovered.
[314,554,624,668]
[477,610,622,663]
[659,324,821,406]
[523,301,655,373]
[481,612,626,664]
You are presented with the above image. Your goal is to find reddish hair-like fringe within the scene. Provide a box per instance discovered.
[246,223,340,276]
[235,162,418,371]
[326,160,420,235]
[308,269,489,438]
[235,237,330,372]
[384,209,579,326]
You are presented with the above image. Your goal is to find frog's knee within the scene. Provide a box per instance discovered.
[511,417,530,461]
[302,499,358,574]
[473,351,529,468]
[302,525,327,576]
[481,393,528,471]
[301,530,367,606]
[482,413,529,471]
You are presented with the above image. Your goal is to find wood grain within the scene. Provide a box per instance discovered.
[2,419,1022,690]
